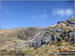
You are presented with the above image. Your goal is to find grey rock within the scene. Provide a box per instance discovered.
[69,37,74,44]
[67,18,75,24]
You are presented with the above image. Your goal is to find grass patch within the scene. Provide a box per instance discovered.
[16,47,35,55]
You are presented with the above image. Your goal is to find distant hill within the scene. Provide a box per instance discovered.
[0,26,43,50]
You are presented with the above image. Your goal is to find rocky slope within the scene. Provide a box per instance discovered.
[25,17,75,56]
[29,17,75,49]
[0,17,75,56]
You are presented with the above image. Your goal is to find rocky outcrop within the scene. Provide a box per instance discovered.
[29,17,75,48]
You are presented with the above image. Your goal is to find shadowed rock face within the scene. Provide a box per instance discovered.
[29,17,75,48]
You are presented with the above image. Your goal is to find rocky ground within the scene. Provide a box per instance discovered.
[0,17,75,56]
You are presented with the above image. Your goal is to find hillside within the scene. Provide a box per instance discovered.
[0,17,75,56]
[0,27,43,50]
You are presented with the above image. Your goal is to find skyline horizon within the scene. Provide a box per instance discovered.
[1,16,75,29]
